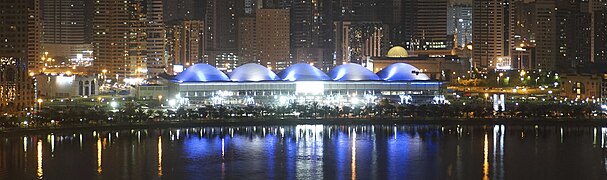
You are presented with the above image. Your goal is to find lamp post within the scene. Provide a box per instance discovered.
[37,99,43,113]
[158,95,163,107]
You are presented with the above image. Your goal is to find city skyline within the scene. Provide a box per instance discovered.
[0,0,606,114]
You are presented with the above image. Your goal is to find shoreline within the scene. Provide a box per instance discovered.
[2,117,607,134]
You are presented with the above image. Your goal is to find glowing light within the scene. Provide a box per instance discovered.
[221,138,225,160]
[329,63,380,81]
[158,136,163,177]
[295,81,324,95]
[175,64,229,82]
[110,101,118,108]
[230,63,279,82]
[168,99,177,107]
[483,133,489,180]
[351,130,356,180]
[97,137,102,174]
[37,140,43,178]
[56,75,75,85]
[377,63,429,81]
[278,63,331,81]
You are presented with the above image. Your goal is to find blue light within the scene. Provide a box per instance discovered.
[328,63,380,81]
[376,63,430,81]
[229,63,280,81]
[174,64,229,82]
[277,63,331,81]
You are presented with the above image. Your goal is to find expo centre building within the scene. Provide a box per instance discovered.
[169,62,443,106]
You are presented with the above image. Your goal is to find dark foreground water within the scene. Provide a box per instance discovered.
[1,124,607,180]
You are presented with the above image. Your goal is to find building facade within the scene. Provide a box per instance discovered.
[473,0,514,70]
[256,9,291,70]
[93,0,147,81]
[146,0,167,76]
[35,74,98,98]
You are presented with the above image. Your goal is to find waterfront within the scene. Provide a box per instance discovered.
[1,124,607,180]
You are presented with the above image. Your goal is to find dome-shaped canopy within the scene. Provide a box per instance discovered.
[377,63,430,81]
[387,46,409,58]
[174,63,229,82]
[329,63,380,81]
[278,63,331,81]
[229,63,280,81]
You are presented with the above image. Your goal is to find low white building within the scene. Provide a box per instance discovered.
[35,74,99,98]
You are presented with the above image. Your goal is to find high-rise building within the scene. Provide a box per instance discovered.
[595,8,607,64]
[256,9,290,70]
[448,5,473,49]
[93,0,147,80]
[335,21,387,65]
[399,0,449,50]
[291,0,326,68]
[532,0,557,70]
[588,0,607,63]
[166,20,204,74]
[41,0,93,67]
[146,0,167,76]
[0,0,37,113]
[205,0,243,70]
[237,17,257,65]
[555,0,591,72]
[163,0,205,24]
[472,0,514,70]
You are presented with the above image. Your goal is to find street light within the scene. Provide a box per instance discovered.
[37,99,43,112]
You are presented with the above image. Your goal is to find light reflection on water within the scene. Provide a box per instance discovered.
[1,125,607,179]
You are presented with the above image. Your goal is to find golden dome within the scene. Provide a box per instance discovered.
[386,46,409,58]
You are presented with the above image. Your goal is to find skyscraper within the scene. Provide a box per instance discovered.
[163,0,205,24]
[166,20,204,74]
[146,0,167,76]
[41,0,93,67]
[205,0,243,70]
[256,9,290,70]
[335,21,387,65]
[555,0,591,72]
[93,0,147,80]
[291,0,324,67]
[448,5,473,49]
[532,0,557,70]
[237,17,257,65]
[595,8,607,64]
[472,0,514,70]
[0,0,37,113]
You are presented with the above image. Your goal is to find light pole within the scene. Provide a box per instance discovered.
[37,99,43,113]
[158,95,163,107]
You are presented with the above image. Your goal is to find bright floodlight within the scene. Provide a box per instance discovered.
[110,101,118,108]
[168,99,177,107]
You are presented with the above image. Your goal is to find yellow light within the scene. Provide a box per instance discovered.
[499,73,504,77]
[44,52,48,55]
[29,72,35,76]
[158,95,163,100]
[37,99,43,103]
[66,71,72,75]
[102,69,107,74]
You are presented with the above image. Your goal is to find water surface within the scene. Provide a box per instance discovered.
[1,125,607,179]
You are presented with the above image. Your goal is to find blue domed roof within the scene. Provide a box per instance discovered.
[278,63,331,81]
[229,63,280,81]
[328,63,380,81]
[377,63,430,81]
[174,64,229,82]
